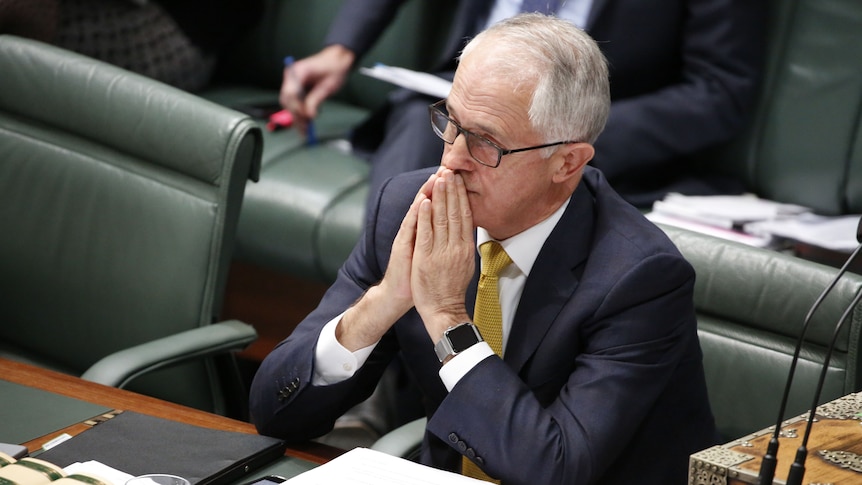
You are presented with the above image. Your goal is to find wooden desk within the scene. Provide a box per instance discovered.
[0,358,341,465]
[689,392,862,484]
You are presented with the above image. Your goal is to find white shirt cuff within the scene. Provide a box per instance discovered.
[312,313,377,385]
[438,342,495,391]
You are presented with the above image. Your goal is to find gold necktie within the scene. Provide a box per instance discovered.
[462,241,512,483]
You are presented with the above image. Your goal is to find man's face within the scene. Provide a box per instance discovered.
[441,47,567,240]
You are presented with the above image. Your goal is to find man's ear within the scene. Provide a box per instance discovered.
[552,142,594,183]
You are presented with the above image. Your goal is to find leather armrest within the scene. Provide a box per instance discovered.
[80,320,257,388]
[370,417,426,460]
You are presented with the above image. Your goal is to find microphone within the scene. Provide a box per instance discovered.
[757,216,862,485]
[784,288,862,484]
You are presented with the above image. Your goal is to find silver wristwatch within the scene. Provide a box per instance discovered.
[434,323,483,362]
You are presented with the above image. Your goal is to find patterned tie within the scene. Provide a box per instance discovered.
[462,241,512,483]
[519,0,561,14]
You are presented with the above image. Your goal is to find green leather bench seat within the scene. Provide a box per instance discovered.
[237,142,369,281]
[0,35,261,417]
[662,225,862,441]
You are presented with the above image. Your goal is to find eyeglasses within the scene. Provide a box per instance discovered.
[428,99,578,168]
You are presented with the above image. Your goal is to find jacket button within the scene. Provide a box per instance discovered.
[475,456,485,465]
[457,441,467,452]
[466,448,476,460]
[448,433,458,443]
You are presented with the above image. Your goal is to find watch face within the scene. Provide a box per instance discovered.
[448,324,480,352]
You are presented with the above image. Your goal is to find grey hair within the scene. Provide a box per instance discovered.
[459,13,610,152]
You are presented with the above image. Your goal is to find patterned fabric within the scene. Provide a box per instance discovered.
[462,240,512,483]
[54,0,215,92]
[472,241,512,355]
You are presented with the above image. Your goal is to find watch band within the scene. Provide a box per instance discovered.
[434,322,483,362]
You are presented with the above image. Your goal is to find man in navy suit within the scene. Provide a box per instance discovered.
[280,0,767,208]
[251,14,715,484]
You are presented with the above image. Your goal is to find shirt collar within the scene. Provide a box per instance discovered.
[476,197,570,277]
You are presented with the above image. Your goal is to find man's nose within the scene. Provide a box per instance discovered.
[442,134,474,171]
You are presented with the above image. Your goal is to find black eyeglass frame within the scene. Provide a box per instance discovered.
[428,99,579,168]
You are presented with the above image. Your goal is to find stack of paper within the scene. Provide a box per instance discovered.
[647,193,862,252]
[745,213,861,252]
[649,193,810,229]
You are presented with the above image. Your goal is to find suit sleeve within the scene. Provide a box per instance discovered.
[248,170,427,442]
[592,0,768,181]
[323,0,409,58]
[425,253,700,484]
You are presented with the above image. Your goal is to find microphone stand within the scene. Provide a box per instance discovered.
[758,218,862,485]
[757,243,862,484]
[784,286,862,485]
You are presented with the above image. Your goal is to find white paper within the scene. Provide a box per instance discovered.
[646,211,775,248]
[744,213,861,252]
[285,448,490,485]
[359,64,452,99]
[64,461,134,485]
[651,193,810,228]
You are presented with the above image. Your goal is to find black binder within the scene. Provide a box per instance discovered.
[38,411,286,485]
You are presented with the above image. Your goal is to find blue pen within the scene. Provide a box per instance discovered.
[284,56,318,145]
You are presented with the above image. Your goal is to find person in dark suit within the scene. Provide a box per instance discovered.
[251,14,716,484]
[280,0,767,208]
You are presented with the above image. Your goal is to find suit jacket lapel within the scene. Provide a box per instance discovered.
[466,255,479,321]
[504,180,596,372]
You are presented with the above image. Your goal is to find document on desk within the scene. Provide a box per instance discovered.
[359,64,452,99]
[285,447,487,484]
[650,193,810,228]
[744,213,862,252]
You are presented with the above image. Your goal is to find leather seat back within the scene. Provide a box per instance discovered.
[662,225,862,440]
[0,35,261,413]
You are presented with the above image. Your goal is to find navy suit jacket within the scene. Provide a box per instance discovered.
[250,166,716,484]
[325,0,768,206]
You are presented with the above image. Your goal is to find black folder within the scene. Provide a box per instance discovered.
[38,411,286,485]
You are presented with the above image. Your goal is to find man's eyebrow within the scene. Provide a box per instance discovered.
[447,102,501,140]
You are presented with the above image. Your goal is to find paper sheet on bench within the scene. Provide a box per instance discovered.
[359,64,452,99]
[744,213,862,252]
[285,447,487,484]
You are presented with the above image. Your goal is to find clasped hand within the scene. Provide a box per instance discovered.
[386,168,476,343]
[336,169,475,352]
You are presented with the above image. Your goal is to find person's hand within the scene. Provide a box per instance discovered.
[376,169,442,313]
[411,169,475,343]
[336,170,440,351]
[279,44,354,135]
